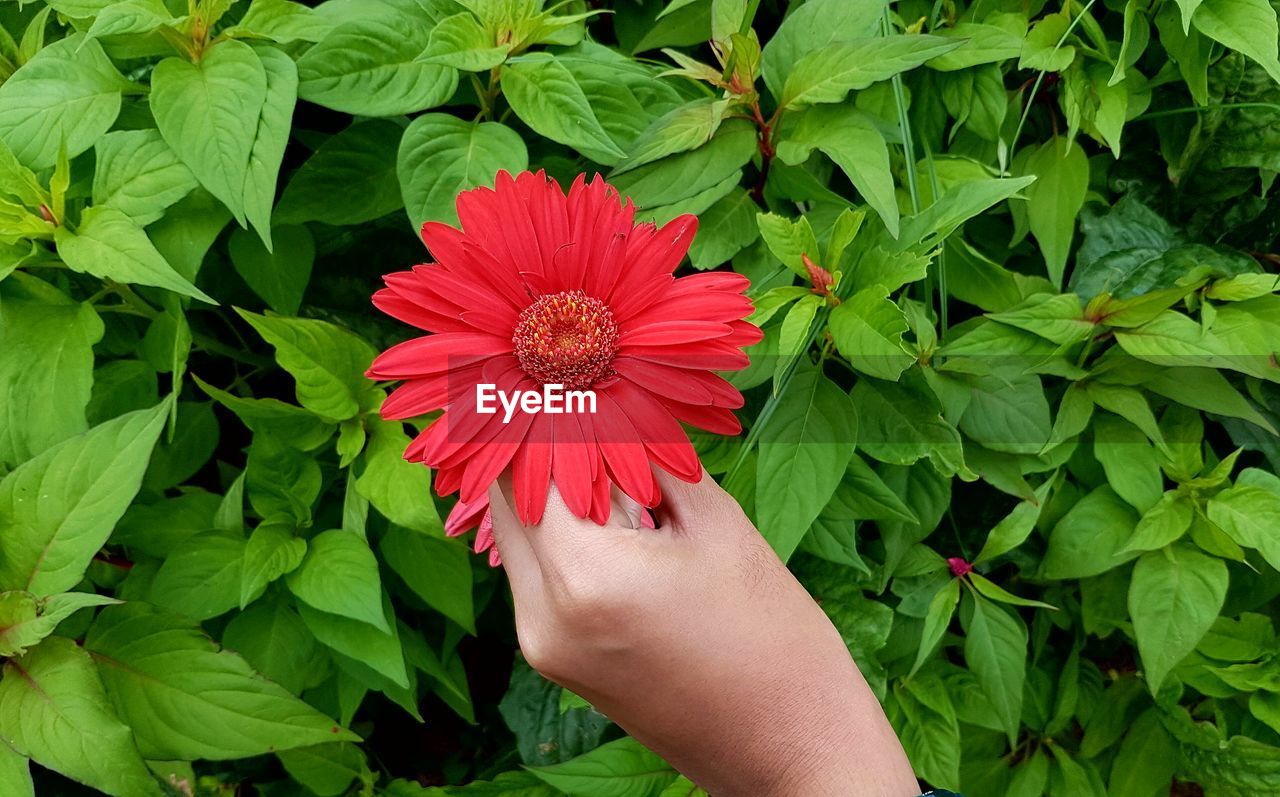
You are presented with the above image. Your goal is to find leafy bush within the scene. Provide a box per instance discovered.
[2,0,1280,795]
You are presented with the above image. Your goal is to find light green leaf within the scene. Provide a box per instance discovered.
[0,35,126,169]
[0,402,168,596]
[148,530,246,621]
[242,45,298,249]
[84,0,173,41]
[756,362,858,560]
[92,129,197,226]
[897,176,1036,252]
[419,12,509,72]
[776,105,898,236]
[851,376,967,476]
[911,578,959,675]
[229,0,335,43]
[964,595,1027,744]
[297,14,457,116]
[0,743,32,797]
[781,35,964,108]
[151,41,267,224]
[194,376,333,451]
[0,591,119,658]
[229,225,314,315]
[612,97,729,174]
[528,737,677,796]
[1120,491,1194,553]
[501,54,625,163]
[0,292,102,465]
[380,526,474,634]
[1192,0,1280,84]
[56,206,213,303]
[86,603,358,760]
[397,114,528,230]
[760,0,887,97]
[297,594,409,688]
[1023,138,1089,286]
[755,212,820,276]
[1207,485,1280,571]
[278,742,371,797]
[1041,486,1139,579]
[829,286,913,380]
[237,309,379,422]
[975,480,1053,563]
[1093,414,1163,513]
[0,637,159,797]
[287,529,389,632]
[239,522,307,608]
[968,573,1057,610]
[355,419,441,535]
[1128,545,1228,693]
[927,23,1025,70]
[1019,12,1077,72]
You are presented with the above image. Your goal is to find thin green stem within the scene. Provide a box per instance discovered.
[1135,101,1280,121]
[1008,0,1099,163]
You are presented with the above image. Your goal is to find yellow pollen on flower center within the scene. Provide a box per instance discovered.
[512,290,619,389]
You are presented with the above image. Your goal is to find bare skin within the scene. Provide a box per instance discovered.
[487,468,921,797]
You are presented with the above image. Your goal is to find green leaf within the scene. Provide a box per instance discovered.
[147,530,246,621]
[0,743,32,797]
[527,736,677,796]
[298,596,408,688]
[56,208,213,305]
[418,12,509,71]
[241,45,298,249]
[1019,12,1077,72]
[151,41,267,224]
[896,674,961,789]
[397,114,528,230]
[229,0,335,43]
[499,658,609,766]
[1041,486,1139,579]
[1207,485,1280,571]
[781,35,964,108]
[975,480,1053,563]
[221,596,327,695]
[0,292,102,465]
[1192,0,1280,84]
[927,23,1025,70]
[1093,414,1164,513]
[92,129,197,226]
[1109,708,1178,797]
[988,293,1094,346]
[958,374,1052,456]
[380,526,475,634]
[776,105,898,236]
[968,572,1057,610]
[612,97,729,174]
[297,14,457,116]
[1023,138,1089,286]
[276,119,405,226]
[756,212,820,276]
[229,224,314,315]
[501,54,625,163]
[0,637,159,797]
[897,176,1037,252]
[1121,491,1194,553]
[0,591,119,658]
[755,363,858,560]
[964,595,1027,744]
[851,376,967,476]
[685,187,758,269]
[84,0,172,40]
[287,529,389,632]
[86,603,358,760]
[829,286,913,380]
[237,309,379,422]
[0,402,168,596]
[760,0,886,98]
[247,433,323,525]
[239,521,307,608]
[1128,545,1228,693]
[610,120,756,209]
[194,376,333,451]
[147,189,234,282]
[912,578,959,675]
[0,35,126,169]
[278,742,371,797]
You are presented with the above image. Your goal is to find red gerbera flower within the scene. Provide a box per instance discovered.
[366,170,761,563]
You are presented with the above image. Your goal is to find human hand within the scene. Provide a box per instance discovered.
[486,468,921,797]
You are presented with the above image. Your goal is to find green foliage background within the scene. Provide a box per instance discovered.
[2,0,1280,794]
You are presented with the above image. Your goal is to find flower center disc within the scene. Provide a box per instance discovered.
[512,290,619,389]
